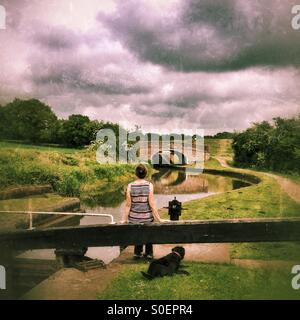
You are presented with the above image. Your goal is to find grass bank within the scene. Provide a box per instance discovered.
[0,140,137,205]
[206,138,233,160]
[160,172,300,220]
[0,140,80,154]
[98,262,299,300]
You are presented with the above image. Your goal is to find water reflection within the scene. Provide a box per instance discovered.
[80,168,252,221]
[232,179,251,190]
[82,168,251,209]
[152,168,251,195]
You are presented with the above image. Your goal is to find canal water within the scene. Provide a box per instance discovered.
[18,168,251,264]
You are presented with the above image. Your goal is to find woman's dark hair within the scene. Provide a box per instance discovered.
[135,164,147,179]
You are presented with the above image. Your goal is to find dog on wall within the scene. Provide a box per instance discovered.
[141,246,189,280]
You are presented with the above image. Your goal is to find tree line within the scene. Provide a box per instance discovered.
[0,98,121,147]
[205,132,235,139]
[0,98,201,149]
[233,116,300,174]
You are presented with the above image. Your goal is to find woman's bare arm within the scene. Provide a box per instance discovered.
[148,183,162,222]
[122,185,131,223]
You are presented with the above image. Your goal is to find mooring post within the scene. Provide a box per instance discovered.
[55,247,88,268]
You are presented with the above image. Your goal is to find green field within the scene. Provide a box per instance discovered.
[0,140,136,202]
[0,140,138,229]
[98,262,299,300]
[230,242,300,261]
[0,140,81,153]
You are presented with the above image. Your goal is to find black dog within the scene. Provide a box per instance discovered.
[141,246,189,280]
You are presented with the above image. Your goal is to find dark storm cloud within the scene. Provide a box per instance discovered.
[164,91,230,108]
[101,0,300,71]
[32,26,81,50]
[26,19,154,97]
[30,59,152,95]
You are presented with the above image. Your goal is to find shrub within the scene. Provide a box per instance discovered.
[57,172,81,197]
[233,116,300,173]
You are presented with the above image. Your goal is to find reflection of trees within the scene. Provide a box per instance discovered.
[152,169,209,194]
[152,169,186,186]
[151,169,253,195]
[82,185,125,208]
[232,180,251,190]
[81,170,253,208]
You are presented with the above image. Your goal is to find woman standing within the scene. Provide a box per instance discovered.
[122,164,162,260]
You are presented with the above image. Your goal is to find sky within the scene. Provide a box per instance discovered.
[0,0,300,135]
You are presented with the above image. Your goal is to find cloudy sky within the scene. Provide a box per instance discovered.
[0,0,300,134]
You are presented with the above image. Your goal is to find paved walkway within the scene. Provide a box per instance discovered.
[215,157,230,168]
[122,244,231,264]
[22,261,123,300]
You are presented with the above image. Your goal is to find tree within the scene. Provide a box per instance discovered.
[233,116,300,173]
[59,114,94,147]
[267,117,300,172]
[233,121,273,168]
[214,132,235,139]
[0,98,58,143]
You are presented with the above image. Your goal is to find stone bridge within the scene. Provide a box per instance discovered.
[130,141,210,166]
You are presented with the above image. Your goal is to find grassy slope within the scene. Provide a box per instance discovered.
[0,140,137,229]
[161,173,300,220]
[0,141,80,153]
[0,141,136,201]
[206,138,233,159]
[98,262,299,300]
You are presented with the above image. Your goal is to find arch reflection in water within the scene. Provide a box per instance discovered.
[151,168,251,195]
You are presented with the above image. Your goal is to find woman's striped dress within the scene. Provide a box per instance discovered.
[128,181,153,223]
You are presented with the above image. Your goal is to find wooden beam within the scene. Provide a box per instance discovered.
[0,218,300,252]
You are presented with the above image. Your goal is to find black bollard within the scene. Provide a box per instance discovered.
[167,197,182,221]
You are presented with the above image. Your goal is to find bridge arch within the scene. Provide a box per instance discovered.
[151,150,188,166]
